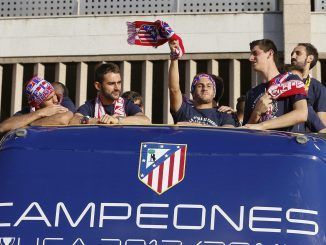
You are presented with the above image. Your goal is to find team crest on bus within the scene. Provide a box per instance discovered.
[138,142,187,195]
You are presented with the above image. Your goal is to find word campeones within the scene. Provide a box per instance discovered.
[0,202,318,235]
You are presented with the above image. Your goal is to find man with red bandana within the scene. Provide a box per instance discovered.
[168,40,235,127]
[0,76,73,134]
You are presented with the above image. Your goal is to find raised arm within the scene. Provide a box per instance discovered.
[168,40,183,113]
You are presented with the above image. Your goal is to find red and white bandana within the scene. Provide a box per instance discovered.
[25,76,54,108]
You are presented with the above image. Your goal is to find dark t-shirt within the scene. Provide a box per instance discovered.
[61,97,76,113]
[171,101,236,127]
[304,77,326,132]
[77,98,142,117]
[14,107,30,116]
[306,77,326,112]
[243,73,306,132]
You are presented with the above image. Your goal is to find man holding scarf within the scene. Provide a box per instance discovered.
[243,39,308,132]
[71,63,150,125]
[0,76,73,134]
[168,40,235,127]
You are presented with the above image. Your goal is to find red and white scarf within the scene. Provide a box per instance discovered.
[267,72,306,100]
[94,94,126,119]
[258,72,306,122]
[127,20,185,59]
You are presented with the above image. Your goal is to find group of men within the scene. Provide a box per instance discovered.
[169,39,326,133]
[0,63,150,134]
[0,39,325,134]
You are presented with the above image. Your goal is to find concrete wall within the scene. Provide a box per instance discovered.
[311,13,326,57]
[0,13,283,58]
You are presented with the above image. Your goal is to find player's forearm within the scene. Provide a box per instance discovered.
[0,111,44,133]
[247,110,261,124]
[31,111,73,126]
[260,108,307,130]
[120,115,151,125]
[168,59,181,93]
[317,112,326,127]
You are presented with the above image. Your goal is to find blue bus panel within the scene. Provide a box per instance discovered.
[0,126,325,245]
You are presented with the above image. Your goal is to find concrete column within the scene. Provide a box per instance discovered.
[163,60,173,124]
[207,59,219,76]
[0,66,3,119]
[11,63,24,115]
[76,62,88,107]
[311,60,322,82]
[185,60,197,97]
[33,63,45,78]
[120,61,131,93]
[55,62,66,84]
[141,60,153,121]
[283,0,311,64]
[229,59,241,108]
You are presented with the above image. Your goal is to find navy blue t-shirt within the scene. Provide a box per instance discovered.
[14,107,30,116]
[171,101,236,127]
[61,97,76,113]
[304,77,326,132]
[77,98,142,117]
[306,77,326,112]
[243,73,306,132]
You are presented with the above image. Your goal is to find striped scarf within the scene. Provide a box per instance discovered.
[267,72,306,100]
[127,20,185,59]
[94,94,126,118]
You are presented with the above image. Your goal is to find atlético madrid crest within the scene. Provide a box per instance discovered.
[138,142,187,195]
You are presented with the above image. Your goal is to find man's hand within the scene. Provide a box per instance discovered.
[99,114,119,124]
[254,92,273,115]
[218,106,234,114]
[37,105,68,117]
[169,39,179,51]
[169,39,181,60]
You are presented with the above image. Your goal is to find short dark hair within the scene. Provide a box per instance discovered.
[297,43,319,69]
[209,74,224,103]
[51,81,69,97]
[95,63,120,83]
[250,39,278,64]
[236,95,246,114]
[121,91,143,106]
